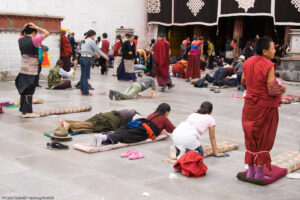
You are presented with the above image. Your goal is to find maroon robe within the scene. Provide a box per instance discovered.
[153,39,170,86]
[242,55,281,171]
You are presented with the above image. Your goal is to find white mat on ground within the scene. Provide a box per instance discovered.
[73,134,169,153]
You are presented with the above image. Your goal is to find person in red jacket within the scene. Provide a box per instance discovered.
[113,34,123,76]
[134,35,138,51]
[98,33,110,75]
[60,28,73,72]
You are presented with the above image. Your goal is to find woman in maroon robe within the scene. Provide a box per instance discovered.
[153,34,171,90]
[186,37,204,81]
[241,37,286,179]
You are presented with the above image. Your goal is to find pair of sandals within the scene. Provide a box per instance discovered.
[47,142,69,150]
[121,150,144,160]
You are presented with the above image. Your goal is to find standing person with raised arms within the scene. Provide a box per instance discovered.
[16,22,49,118]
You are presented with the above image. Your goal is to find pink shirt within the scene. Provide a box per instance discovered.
[19,35,44,48]
[185,113,216,135]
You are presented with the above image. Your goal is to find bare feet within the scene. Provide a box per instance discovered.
[57,119,64,127]
[63,120,71,130]
[21,113,40,118]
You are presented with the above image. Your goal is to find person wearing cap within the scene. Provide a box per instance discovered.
[60,28,73,72]
[233,55,245,90]
[233,55,245,72]
[80,30,108,96]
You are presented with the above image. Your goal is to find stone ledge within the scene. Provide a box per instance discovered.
[0,12,64,19]
[0,28,61,34]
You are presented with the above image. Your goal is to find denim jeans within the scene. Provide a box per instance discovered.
[176,145,204,156]
[80,57,92,95]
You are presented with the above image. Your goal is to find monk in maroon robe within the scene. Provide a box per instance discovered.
[153,34,172,91]
[241,37,286,179]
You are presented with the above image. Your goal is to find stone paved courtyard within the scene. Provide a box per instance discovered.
[0,69,300,200]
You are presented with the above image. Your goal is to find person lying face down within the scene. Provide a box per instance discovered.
[109,70,156,100]
[57,109,140,133]
[171,101,224,159]
[91,103,176,147]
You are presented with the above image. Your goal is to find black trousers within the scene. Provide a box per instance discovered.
[98,57,107,75]
[207,56,214,69]
[37,63,42,84]
[15,74,38,113]
[108,125,148,144]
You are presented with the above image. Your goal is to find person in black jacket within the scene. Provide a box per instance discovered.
[117,34,137,81]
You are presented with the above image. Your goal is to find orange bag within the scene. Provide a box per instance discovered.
[41,46,51,68]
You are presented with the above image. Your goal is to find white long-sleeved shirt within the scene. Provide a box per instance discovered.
[59,68,74,78]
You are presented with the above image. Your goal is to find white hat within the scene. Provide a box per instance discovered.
[239,55,245,61]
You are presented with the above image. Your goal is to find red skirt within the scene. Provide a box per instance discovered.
[186,54,201,79]
[242,103,279,171]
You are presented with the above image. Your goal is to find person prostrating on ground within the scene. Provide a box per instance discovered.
[109,71,156,100]
[171,101,224,159]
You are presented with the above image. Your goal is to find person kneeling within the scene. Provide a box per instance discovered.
[91,103,175,146]
[48,59,77,89]
[109,71,156,100]
[171,101,224,159]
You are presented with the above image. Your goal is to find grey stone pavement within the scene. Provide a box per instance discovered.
[0,68,300,200]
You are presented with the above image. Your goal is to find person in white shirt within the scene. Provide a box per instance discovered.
[170,101,224,159]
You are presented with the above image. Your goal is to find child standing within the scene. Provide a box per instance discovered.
[171,101,224,158]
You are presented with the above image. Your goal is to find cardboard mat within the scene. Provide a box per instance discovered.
[163,141,239,163]
[73,134,169,153]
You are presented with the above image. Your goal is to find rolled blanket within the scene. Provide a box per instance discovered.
[38,106,92,117]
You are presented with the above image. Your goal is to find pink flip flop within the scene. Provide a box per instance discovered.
[128,152,144,160]
[120,150,135,158]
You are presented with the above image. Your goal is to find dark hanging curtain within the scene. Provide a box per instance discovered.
[275,0,300,25]
[173,0,218,25]
[147,0,172,25]
[220,0,271,15]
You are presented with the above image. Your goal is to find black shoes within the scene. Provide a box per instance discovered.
[114,91,121,100]
[47,142,69,150]
[109,90,114,100]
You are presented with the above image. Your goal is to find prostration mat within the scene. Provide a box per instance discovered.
[73,134,169,153]
[237,151,300,186]
[44,131,87,137]
[163,141,239,163]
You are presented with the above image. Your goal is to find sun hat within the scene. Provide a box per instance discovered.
[239,55,245,61]
[51,127,71,139]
